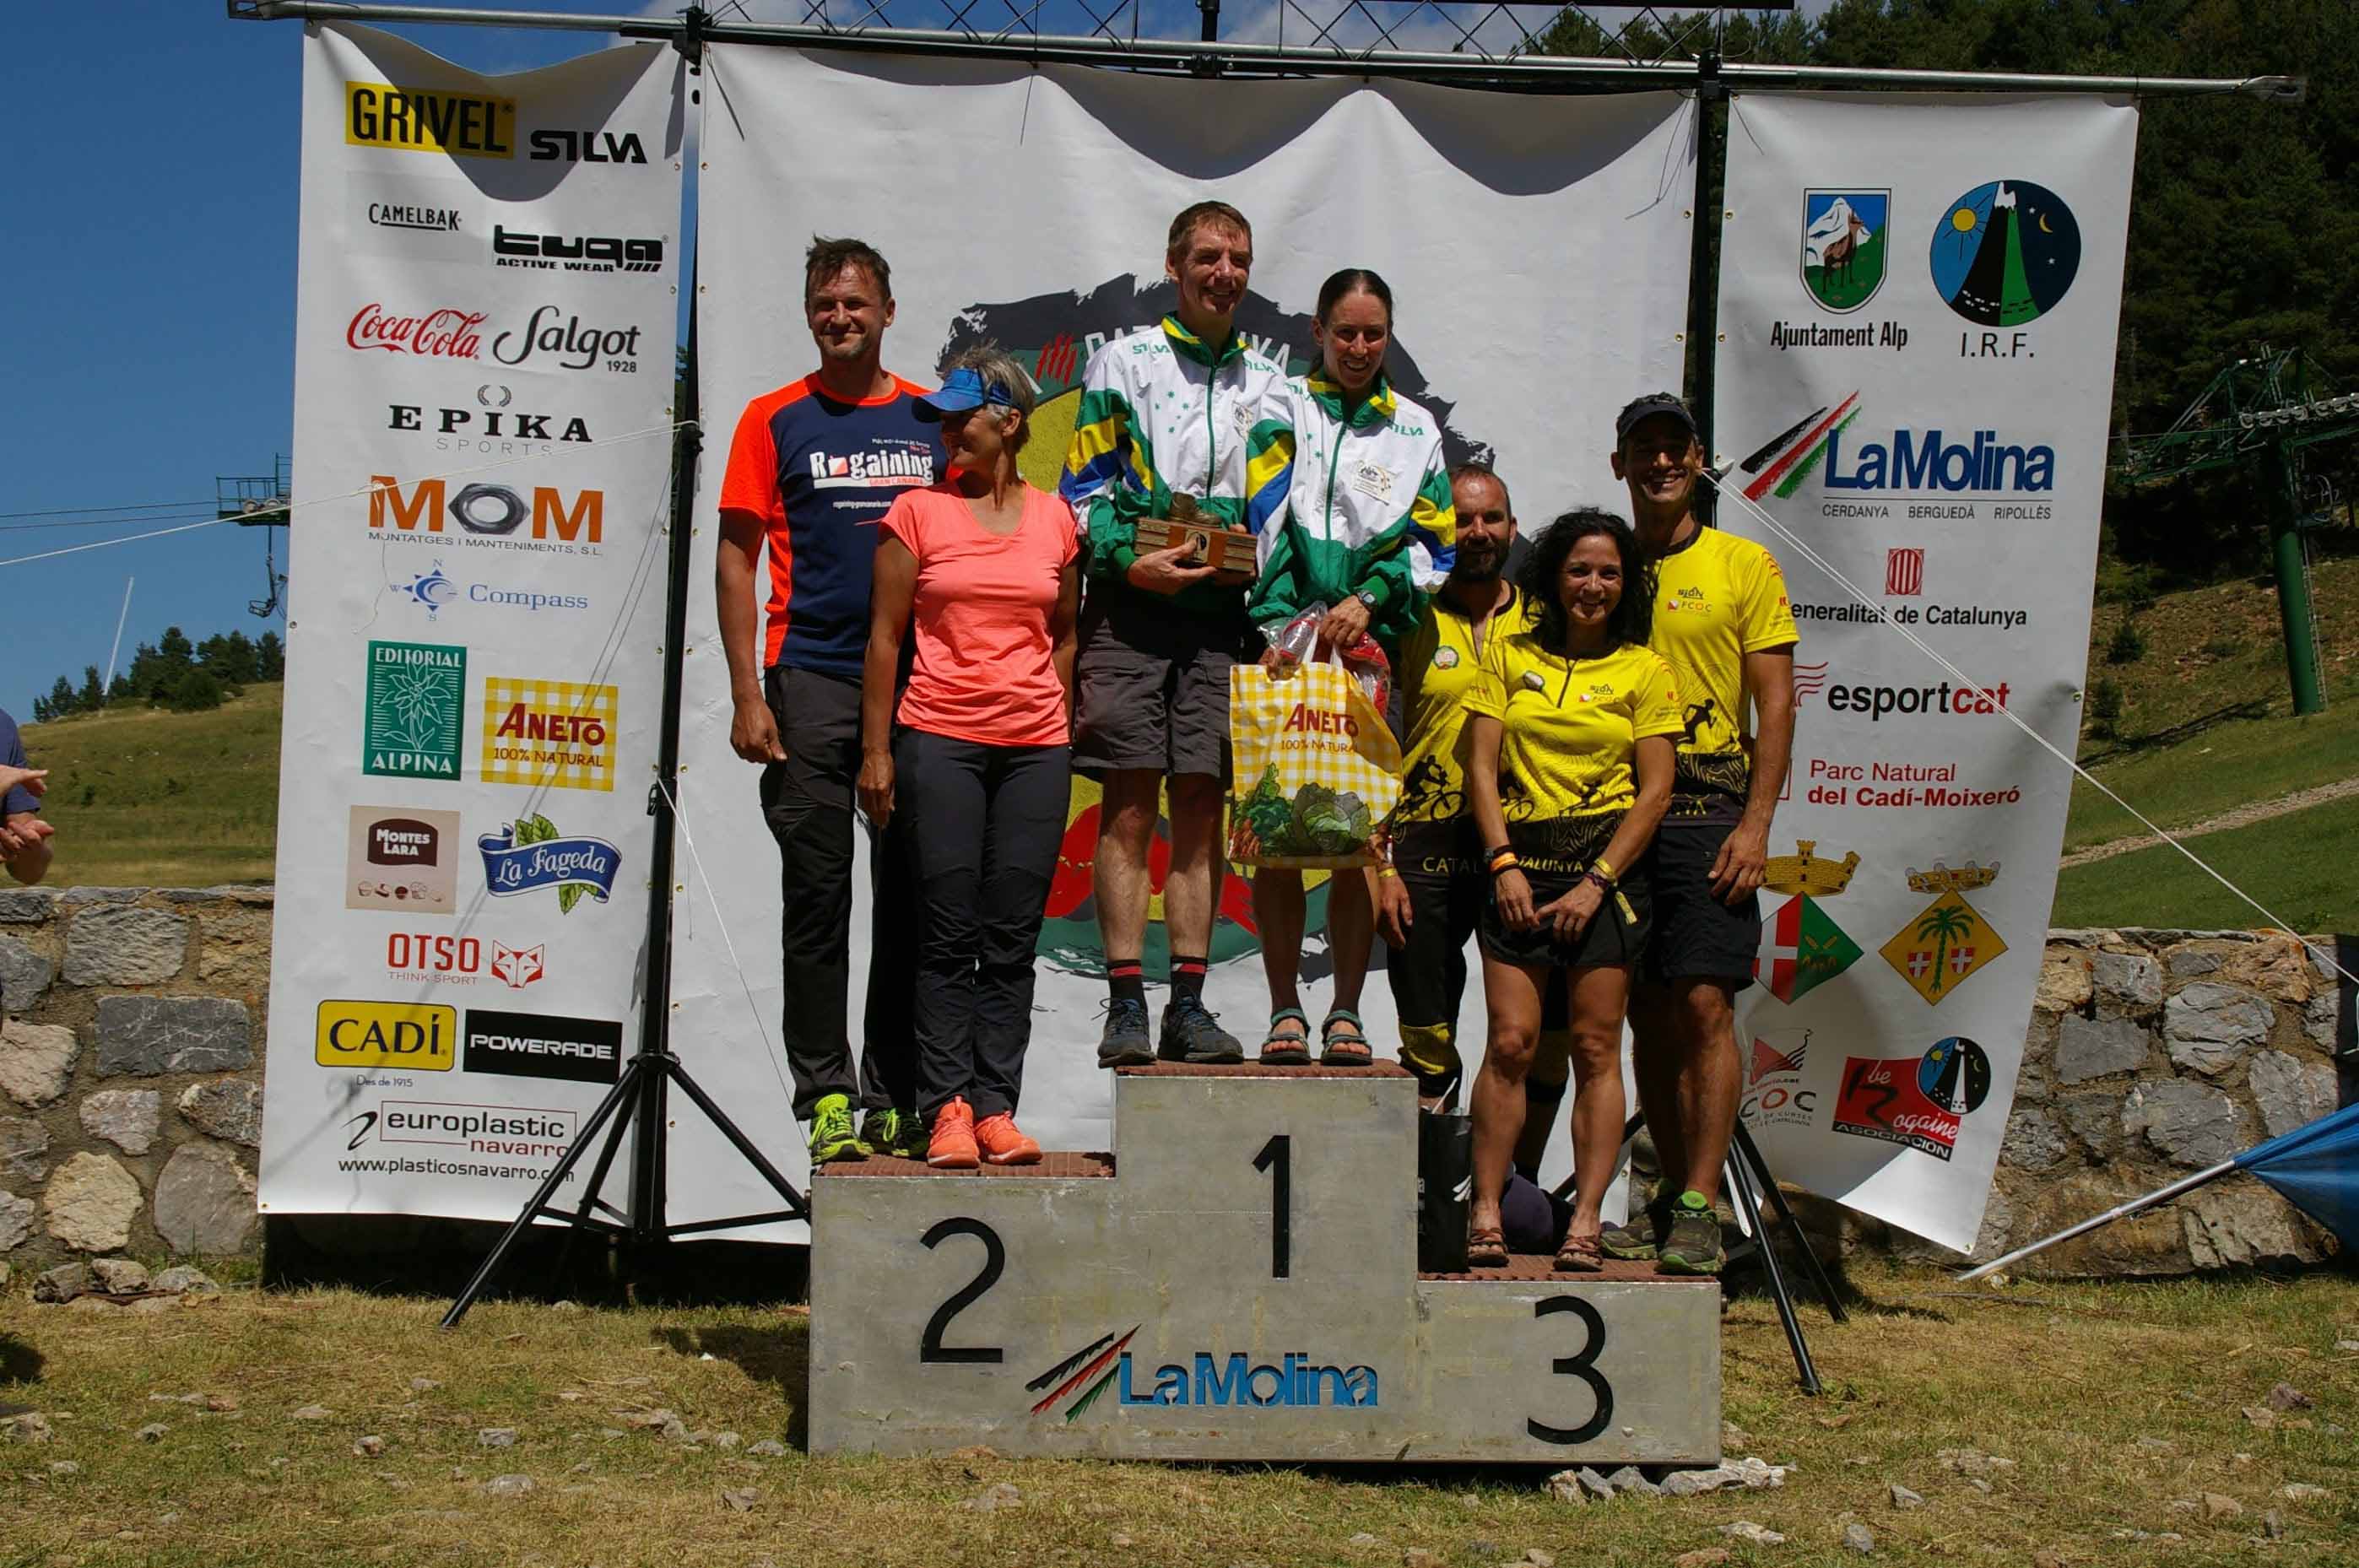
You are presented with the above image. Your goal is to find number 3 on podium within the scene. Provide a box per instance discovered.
[1527,1295,1613,1444]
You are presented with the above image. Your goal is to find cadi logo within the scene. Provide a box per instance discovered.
[315,999,456,1070]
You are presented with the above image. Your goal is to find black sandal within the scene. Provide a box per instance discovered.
[1318,1008,1373,1066]
[1258,1008,1312,1066]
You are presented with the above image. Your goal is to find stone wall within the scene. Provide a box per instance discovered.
[3,886,2351,1282]
[0,886,266,1279]
[1837,927,2355,1277]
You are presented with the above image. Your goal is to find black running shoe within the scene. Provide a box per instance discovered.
[1599,1183,1673,1263]
[1157,998,1244,1064]
[1657,1192,1727,1276]
[1096,997,1155,1068]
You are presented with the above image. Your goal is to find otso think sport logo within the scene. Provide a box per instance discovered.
[316,1000,456,1070]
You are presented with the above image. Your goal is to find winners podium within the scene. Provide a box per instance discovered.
[810,1063,1721,1463]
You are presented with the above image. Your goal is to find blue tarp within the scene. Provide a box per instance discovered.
[2236,1101,2359,1252]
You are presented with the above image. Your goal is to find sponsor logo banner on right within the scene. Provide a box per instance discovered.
[1714,93,2139,1253]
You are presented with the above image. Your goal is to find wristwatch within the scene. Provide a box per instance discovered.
[1354,588,1380,611]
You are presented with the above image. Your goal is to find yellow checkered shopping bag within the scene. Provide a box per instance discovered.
[1227,660,1402,869]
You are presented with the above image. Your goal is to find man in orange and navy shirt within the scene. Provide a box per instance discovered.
[716,236,939,1166]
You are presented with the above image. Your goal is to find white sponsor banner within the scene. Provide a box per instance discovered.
[1712,93,2138,1251]
[258,24,684,1223]
[670,46,1695,1238]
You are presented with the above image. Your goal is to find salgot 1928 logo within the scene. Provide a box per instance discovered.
[479,679,618,792]
[346,805,462,912]
[1930,180,2081,327]
[315,999,457,1070]
[344,82,514,159]
[1801,190,1888,313]
[363,641,466,781]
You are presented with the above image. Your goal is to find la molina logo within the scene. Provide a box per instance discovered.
[1735,392,2057,504]
[1027,1328,1378,1422]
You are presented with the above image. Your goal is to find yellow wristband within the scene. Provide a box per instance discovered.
[1592,856,1617,884]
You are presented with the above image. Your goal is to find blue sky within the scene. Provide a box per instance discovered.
[0,0,1745,721]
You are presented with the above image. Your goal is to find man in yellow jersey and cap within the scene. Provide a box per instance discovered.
[1599,394,1799,1276]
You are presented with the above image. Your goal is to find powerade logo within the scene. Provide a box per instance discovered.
[1738,392,2056,502]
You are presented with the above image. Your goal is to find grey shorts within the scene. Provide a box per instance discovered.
[1072,597,1253,781]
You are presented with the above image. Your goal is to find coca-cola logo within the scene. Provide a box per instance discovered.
[348,303,487,359]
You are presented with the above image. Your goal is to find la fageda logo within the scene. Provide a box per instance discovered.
[1930,181,2081,327]
[940,278,1486,973]
[1801,190,1889,313]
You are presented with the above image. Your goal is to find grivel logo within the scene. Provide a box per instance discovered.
[345,83,514,159]
[1801,190,1888,313]
[1930,181,2081,327]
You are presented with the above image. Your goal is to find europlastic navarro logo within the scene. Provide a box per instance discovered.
[1736,393,2056,503]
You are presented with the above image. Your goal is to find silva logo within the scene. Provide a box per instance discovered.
[1736,392,2056,500]
[528,128,647,165]
[492,224,665,275]
[1026,1329,1377,1420]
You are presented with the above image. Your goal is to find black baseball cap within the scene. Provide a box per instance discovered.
[1615,392,1697,443]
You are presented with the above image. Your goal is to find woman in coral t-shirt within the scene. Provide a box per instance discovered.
[858,348,1080,1170]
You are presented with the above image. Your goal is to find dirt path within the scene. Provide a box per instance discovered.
[2061,775,2359,868]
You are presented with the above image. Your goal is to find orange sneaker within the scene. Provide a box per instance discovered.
[974,1111,1042,1166]
[927,1098,979,1171]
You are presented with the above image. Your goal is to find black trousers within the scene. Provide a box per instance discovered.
[895,727,1071,1121]
[760,664,918,1119]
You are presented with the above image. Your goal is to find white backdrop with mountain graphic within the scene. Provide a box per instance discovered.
[1712,92,2137,1253]
[664,46,1696,1237]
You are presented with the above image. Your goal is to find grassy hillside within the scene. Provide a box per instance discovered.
[17,682,282,888]
[2053,792,2358,934]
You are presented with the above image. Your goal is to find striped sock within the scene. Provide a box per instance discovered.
[1169,954,1209,1006]
[1106,960,1145,1008]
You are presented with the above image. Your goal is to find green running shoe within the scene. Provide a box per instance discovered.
[808,1094,871,1164]
[862,1106,928,1160]
[1656,1190,1726,1276]
[1599,1183,1671,1262]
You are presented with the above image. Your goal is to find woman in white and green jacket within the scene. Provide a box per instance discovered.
[1246,268,1457,1067]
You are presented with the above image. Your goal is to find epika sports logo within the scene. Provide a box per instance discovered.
[315,1000,456,1071]
[347,304,487,359]
[346,806,461,913]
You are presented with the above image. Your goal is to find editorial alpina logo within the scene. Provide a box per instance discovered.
[1930,181,2082,327]
[1802,190,1889,313]
[362,641,465,781]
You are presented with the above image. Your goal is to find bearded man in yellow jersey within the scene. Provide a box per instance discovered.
[1375,467,1572,1169]
[1601,393,1799,1277]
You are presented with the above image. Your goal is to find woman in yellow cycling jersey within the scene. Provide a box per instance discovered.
[1461,510,1678,1269]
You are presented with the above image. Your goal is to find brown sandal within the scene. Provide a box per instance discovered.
[1468,1225,1507,1268]
[1553,1230,1605,1273]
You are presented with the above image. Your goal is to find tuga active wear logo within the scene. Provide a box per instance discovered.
[369,475,603,554]
[478,814,621,912]
[1736,393,2056,505]
[316,1000,455,1070]
[493,224,664,276]
[1026,1328,1377,1421]
[345,83,514,159]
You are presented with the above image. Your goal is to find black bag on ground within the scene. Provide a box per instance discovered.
[1416,1111,1473,1273]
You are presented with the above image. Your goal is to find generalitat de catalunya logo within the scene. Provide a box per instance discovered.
[1929,181,2081,327]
